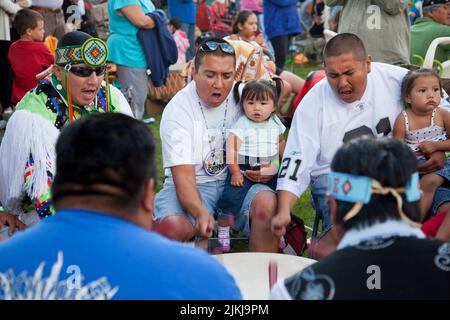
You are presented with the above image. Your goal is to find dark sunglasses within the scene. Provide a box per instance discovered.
[199,41,235,55]
[69,65,107,77]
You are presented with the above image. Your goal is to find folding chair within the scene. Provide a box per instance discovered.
[423,37,450,78]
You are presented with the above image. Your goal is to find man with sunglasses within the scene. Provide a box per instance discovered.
[0,31,132,232]
[154,38,280,252]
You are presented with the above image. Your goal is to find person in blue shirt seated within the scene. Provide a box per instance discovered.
[0,113,242,300]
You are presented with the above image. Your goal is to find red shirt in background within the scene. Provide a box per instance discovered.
[7,40,54,104]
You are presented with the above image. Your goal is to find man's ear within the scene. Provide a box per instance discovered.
[137,178,155,231]
[54,65,64,83]
[365,55,372,74]
[141,179,155,215]
[191,64,198,80]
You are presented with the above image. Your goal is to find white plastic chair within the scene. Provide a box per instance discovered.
[323,29,338,43]
[423,37,450,78]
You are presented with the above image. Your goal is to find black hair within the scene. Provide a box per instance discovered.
[231,10,256,35]
[323,33,367,65]
[401,68,443,106]
[52,113,156,212]
[14,9,43,36]
[57,31,91,48]
[233,78,283,116]
[169,17,182,30]
[194,37,236,70]
[331,136,421,231]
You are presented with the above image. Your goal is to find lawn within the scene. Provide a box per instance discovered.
[147,59,324,245]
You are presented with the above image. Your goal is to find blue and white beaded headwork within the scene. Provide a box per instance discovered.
[55,37,108,67]
[328,171,421,227]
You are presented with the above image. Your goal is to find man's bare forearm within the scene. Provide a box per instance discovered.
[172,166,209,219]
[277,190,299,218]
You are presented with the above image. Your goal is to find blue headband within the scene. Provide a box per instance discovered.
[328,171,420,203]
[328,171,421,227]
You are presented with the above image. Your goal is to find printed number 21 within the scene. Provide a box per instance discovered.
[279,158,301,181]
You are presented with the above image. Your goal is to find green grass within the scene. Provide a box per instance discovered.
[146,59,323,246]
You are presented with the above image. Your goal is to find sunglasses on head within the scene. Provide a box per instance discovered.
[199,41,235,55]
[68,65,107,77]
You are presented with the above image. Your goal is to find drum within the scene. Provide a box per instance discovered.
[214,252,316,300]
[147,63,187,102]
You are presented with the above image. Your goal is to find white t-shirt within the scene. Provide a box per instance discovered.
[160,81,242,183]
[230,114,285,158]
[277,62,450,198]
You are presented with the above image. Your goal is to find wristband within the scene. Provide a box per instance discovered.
[272,159,280,169]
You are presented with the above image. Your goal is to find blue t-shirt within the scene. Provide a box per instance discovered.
[0,209,242,299]
[107,0,155,68]
[168,0,197,24]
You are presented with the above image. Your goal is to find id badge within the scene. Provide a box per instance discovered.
[203,148,226,176]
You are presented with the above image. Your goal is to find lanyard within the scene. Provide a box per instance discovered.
[198,99,228,151]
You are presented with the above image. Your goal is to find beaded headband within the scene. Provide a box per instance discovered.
[55,38,108,67]
[328,171,421,227]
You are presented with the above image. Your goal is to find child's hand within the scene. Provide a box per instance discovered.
[261,161,279,176]
[231,172,244,187]
[419,141,438,155]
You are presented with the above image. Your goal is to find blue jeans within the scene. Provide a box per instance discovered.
[181,22,196,61]
[217,164,277,219]
[154,179,274,237]
[430,187,450,219]
[310,174,331,231]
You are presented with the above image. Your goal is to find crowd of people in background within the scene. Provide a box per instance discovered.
[0,0,450,300]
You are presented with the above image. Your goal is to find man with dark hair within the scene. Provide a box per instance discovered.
[411,0,450,65]
[272,33,450,239]
[0,113,242,300]
[0,31,132,231]
[322,32,367,64]
[270,137,450,300]
[154,38,281,252]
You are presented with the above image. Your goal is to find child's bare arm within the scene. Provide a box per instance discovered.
[278,134,286,159]
[393,113,406,141]
[226,133,242,173]
[421,109,450,153]
[226,133,244,186]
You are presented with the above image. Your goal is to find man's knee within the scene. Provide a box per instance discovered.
[421,174,444,191]
[250,192,277,223]
[153,215,194,242]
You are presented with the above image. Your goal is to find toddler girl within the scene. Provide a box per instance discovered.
[394,68,450,218]
[216,79,286,252]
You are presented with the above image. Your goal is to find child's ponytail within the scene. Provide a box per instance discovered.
[233,80,244,105]
[271,77,283,104]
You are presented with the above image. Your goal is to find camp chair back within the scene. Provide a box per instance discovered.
[423,37,450,78]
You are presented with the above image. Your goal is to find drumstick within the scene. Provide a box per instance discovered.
[268,259,278,290]
[36,65,53,80]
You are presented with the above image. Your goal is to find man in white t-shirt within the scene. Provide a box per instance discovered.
[271,33,450,237]
[153,38,280,252]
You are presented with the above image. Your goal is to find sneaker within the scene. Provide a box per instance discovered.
[217,226,231,253]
